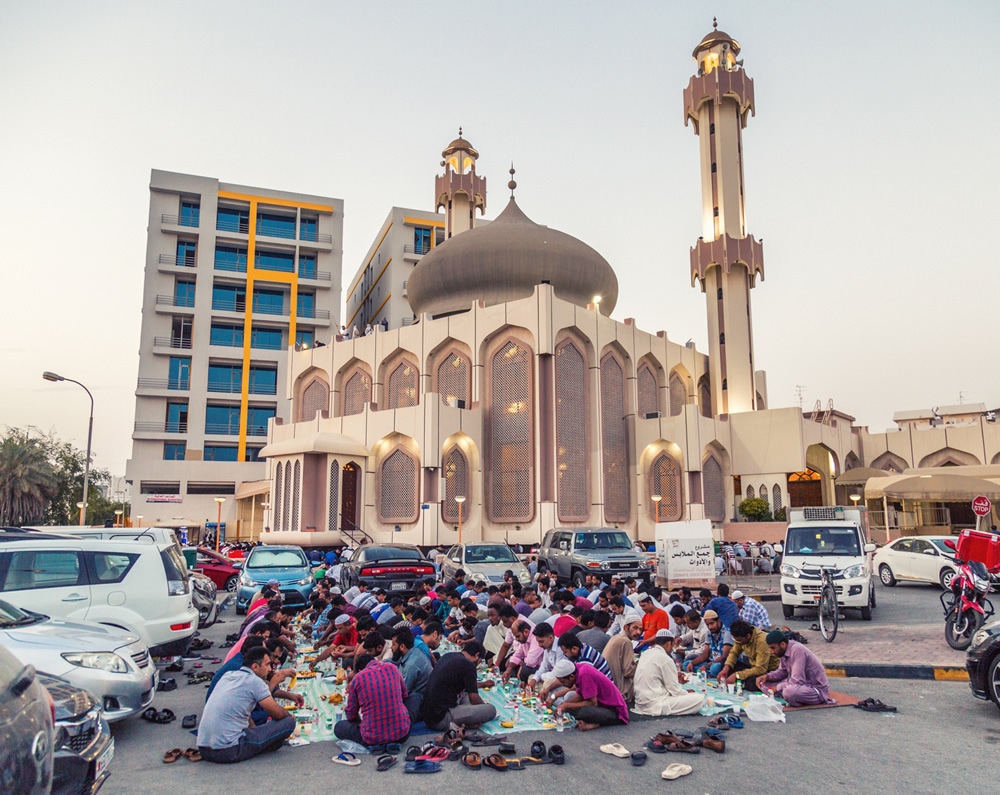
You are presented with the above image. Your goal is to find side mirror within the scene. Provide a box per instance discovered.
[864,543,876,554]
[923,549,937,555]
[943,539,957,551]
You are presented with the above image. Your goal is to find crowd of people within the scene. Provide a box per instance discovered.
[193,553,832,764]
[715,540,782,575]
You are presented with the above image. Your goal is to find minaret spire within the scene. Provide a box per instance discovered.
[435,128,487,239]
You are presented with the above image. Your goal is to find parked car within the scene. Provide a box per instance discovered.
[339,544,435,596]
[537,528,655,588]
[25,526,182,556]
[189,571,219,628]
[0,598,155,722]
[0,642,54,794]
[0,536,197,657]
[236,546,314,614]
[37,671,114,794]
[874,535,961,590]
[967,617,1000,711]
[440,543,531,586]
[192,547,241,593]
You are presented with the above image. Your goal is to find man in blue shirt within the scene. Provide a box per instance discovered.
[703,583,740,629]
[325,549,339,567]
[391,626,432,721]
[414,622,442,665]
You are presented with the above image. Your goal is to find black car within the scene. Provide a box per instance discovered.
[967,617,1000,710]
[339,544,435,596]
[37,673,114,794]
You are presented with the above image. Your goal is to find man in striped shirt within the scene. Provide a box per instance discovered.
[334,656,410,747]
[733,590,772,630]
[557,632,611,677]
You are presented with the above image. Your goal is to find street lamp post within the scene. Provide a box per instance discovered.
[214,497,226,553]
[43,371,94,526]
[262,502,270,532]
[652,494,662,524]
[455,496,466,545]
[136,515,143,529]
[114,509,123,527]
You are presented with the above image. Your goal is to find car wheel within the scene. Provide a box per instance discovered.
[571,570,586,589]
[782,603,794,618]
[225,576,239,593]
[236,605,246,615]
[988,654,1000,708]
[879,564,896,586]
[861,589,874,621]
[940,568,957,591]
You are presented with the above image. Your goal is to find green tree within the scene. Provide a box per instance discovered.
[37,431,111,526]
[0,429,58,526]
[738,497,773,522]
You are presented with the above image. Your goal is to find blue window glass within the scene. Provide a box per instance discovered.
[181,201,200,227]
[414,227,431,254]
[163,442,186,460]
[252,289,284,315]
[299,218,317,242]
[251,326,282,350]
[295,329,313,348]
[168,357,190,389]
[249,367,277,395]
[205,405,241,435]
[245,447,262,462]
[255,250,294,273]
[210,323,243,347]
[176,241,197,266]
[247,407,276,436]
[257,212,296,239]
[296,293,315,318]
[204,445,239,462]
[208,364,241,393]
[298,254,316,279]
[215,245,247,273]
[166,402,188,432]
[217,207,249,234]
[213,285,246,312]
[174,280,196,307]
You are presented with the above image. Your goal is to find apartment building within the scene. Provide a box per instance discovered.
[126,169,343,534]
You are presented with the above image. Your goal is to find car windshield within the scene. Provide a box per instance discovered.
[248,549,307,568]
[361,547,422,562]
[0,599,43,627]
[574,531,632,551]
[785,526,861,556]
[931,539,956,555]
[465,545,517,564]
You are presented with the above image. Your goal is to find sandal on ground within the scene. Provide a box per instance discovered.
[724,715,744,728]
[666,740,700,754]
[707,717,731,730]
[417,747,449,762]
[655,731,685,745]
[484,754,508,771]
[600,743,630,758]
[645,739,668,754]
[376,755,397,772]
[332,752,361,766]
[162,749,182,763]
[181,714,197,729]
[405,745,422,762]
[448,744,470,761]
[461,751,482,770]
[404,759,441,774]
[498,741,516,755]
[182,748,202,762]
[505,759,529,770]
[631,751,647,766]
[662,763,693,780]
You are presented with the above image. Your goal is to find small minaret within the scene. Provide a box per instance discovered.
[435,128,487,239]
[684,20,764,416]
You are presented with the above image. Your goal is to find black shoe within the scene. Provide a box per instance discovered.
[182,714,197,729]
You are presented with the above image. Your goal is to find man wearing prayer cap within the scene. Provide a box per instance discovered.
[755,630,834,706]
[633,629,705,716]
[601,611,644,704]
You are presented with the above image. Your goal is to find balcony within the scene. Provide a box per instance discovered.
[296,306,330,320]
[204,423,269,437]
[159,253,195,268]
[257,220,297,240]
[207,381,277,395]
[216,217,250,235]
[162,214,199,228]
[135,421,187,433]
[299,268,332,282]
[403,243,432,255]
[156,294,196,309]
[153,337,193,350]
[211,298,288,316]
[137,378,189,391]
[215,258,248,274]
[299,228,333,244]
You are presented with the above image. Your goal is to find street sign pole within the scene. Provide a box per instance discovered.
[972,495,992,534]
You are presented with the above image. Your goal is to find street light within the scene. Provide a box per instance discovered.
[114,509,123,527]
[262,502,270,532]
[652,494,662,524]
[214,497,226,553]
[43,371,94,526]
[850,493,861,505]
[136,515,143,529]
[455,496,466,545]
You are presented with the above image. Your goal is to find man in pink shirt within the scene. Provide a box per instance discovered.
[502,620,543,684]
[755,630,834,706]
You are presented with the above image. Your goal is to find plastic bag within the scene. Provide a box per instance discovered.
[336,740,371,755]
[744,694,786,723]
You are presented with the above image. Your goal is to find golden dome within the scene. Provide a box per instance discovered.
[693,19,741,59]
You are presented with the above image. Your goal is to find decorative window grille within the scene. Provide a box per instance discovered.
[601,353,629,524]
[772,484,783,511]
[637,363,658,417]
[378,448,418,522]
[759,484,769,507]
[437,351,470,406]
[282,461,291,530]
[291,461,301,530]
[703,456,725,521]
[273,462,283,531]
[669,373,686,416]
[488,340,534,521]
[328,459,339,532]
[747,484,755,499]
[699,380,712,418]
[299,378,329,421]
[555,340,588,522]
[343,369,371,416]
[442,447,470,523]
[649,451,683,521]
[387,361,418,409]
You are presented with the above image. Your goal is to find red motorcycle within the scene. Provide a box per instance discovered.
[940,538,994,650]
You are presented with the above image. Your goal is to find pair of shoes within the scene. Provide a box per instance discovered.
[143,708,176,724]
[156,678,177,692]
[854,698,897,713]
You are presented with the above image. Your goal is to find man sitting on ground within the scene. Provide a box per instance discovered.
[419,641,497,730]
[414,621,443,665]
[638,593,671,644]
[501,620,543,683]
[684,610,733,678]
[602,612,643,704]
[756,630,834,706]
[576,610,611,653]
[197,646,295,763]
[717,619,779,690]
[334,654,410,748]
[674,609,710,666]
[477,605,506,663]
[557,632,611,677]
[550,659,630,732]
[310,614,357,669]
[703,583,740,629]
[633,629,706,716]
[391,626,432,721]
[377,597,405,627]
[733,589,772,630]
[526,623,565,697]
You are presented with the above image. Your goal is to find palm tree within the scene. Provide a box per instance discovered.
[0,429,58,526]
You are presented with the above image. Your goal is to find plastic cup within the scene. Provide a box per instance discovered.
[706,696,715,708]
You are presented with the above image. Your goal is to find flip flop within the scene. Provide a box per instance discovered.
[141,708,159,723]
[484,754,508,771]
[461,751,482,770]
[181,715,197,729]
[162,749,182,763]
[631,751,647,766]
[417,747,449,762]
[600,743,630,758]
[405,745,422,762]
[505,759,529,771]
[724,715,744,728]
[707,717,731,730]
[332,752,361,766]
[183,749,202,762]
[448,744,470,761]
[662,763,693,780]
[376,755,397,772]
[655,731,685,746]
[645,739,668,754]
[404,760,441,774]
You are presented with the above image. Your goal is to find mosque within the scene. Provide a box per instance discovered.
[256,23,1000,549]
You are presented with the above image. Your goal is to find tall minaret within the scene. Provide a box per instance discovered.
[435,128,487,239]
[684,20,764,416]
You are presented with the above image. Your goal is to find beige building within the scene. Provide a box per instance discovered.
[256,24,999,549]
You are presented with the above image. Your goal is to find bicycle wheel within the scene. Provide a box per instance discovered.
[819,584,838,642]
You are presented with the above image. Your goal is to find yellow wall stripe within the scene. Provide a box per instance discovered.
[371,292,391,320]
[347,257,391,327]
[346,222,393,302]
[403,216,444,228]
[218,190,333,213]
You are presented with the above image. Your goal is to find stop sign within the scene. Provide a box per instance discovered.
[972,496,992,516]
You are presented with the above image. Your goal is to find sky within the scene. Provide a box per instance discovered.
[2,0,998,479]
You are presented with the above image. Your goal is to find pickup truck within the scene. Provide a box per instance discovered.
[537,528,654,588]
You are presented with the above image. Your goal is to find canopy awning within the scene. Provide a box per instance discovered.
[872,474,1000,502]
[835,467,892,487]
[235,480,271,500]
[259,431,369,459]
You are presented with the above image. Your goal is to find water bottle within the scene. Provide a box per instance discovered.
[513,704,520,727]
[556,712,564,733]
[312,709,319,730]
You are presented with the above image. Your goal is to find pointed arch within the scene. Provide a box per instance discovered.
[328,459,339,533]
[556,337,590,522]
[870,450,908,473]
[746,484,755,499]
[433,345,471,407]
[759,483,769,507]
[337,360,373,417]
[649,450,683,522]
[918,447,981,468]
[703,454,725,521]
[601,349,630,524]
[442,446,470,524]
[486,335,535,522]
[845,451,861,471]
[296,368,330,422]
[273,461,283,532]
[699,375,712,419]
[386,359,419,409]
[377,444,419,524]
[636,358,662,418]
[771,483,783,511]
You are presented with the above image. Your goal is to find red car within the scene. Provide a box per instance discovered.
[194,547,241,592]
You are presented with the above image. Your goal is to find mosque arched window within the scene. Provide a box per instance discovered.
[378,447,419,524]
[555,339,589,522]
[442,447,470,524]
[487,338,534,522]
[601,351,630,524]
[649,451,683,522]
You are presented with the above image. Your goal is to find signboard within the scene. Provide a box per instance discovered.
[146,494,182,503]
[972,496,992,517]
[655,519,716,588]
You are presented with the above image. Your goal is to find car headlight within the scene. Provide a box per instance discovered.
[242,576,258,587]
[517,570,531,582]
[62,652,129,674]
[297,576,312,585]
[599,562,610,571]
[468,571,488,583]
[842,565,864,580]
[972,629,990,649]
[780,564,801,579]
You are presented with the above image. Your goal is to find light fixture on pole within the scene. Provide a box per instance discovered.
[262,502,270,532]
[592,294,602,311]
[455,496,466,545]
[136,515,143,528]
[214,497,226,553]
[652,494,662,524]
[114,509,123,527]
[43,371,94,526]
[850,493,861,505]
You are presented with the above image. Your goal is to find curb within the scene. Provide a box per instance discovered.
[823,663,969,682]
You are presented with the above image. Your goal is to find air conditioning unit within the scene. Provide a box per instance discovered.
[644,411,662,419]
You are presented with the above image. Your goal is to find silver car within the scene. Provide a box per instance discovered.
[440,543,532,586]
[0,599,156,722]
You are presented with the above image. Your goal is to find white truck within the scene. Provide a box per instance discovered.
[779,506,877,620]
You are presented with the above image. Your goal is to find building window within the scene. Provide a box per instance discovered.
[212,284,246,313]
[252,326,282,350]
[436,350,470,407]
[386,360,418,409]
[187,482,236,495]
[378,448,419,523]
[204,445,239,462]
[772,484,783,511]
[488,339,534,522]
[709,123,715,135]
[215,245,247,273]
[442,447,470,524]
[246,447,262,462]
[217,207,249,234]
[163,443,186,461]
[180,201,200,227]
[273,462,283,532]
[717,287,723,300]
[649,451,683,522]
[328,460,339,532]
[257,212,296,240]
[722,378,728,391]
[637,362,659,418]
[174,280,195,308]
[300,217,318,242]
[295,329,314,348]
[299,254,317,279]
[699,379,712,418]
[140,481,180,495]
[168,357,190,390]
[205,405,240,435]
[668,372,686,416]
[166,402,188,433]
[247,406,275,436]
[291,461,301,531]
[759,484,769,508]
[713,206,719,217]
[414,227,432,254]
[210,323,242,347]
[600,352,629,524]
[711,162,717,173]
[296,293,315,318]
[207,364,241,394]
[555,340,588,522]
[282,462,291,530]
[299,378,329,422]
[703,456,725,521]
[719,333,725,345]
[255,249,294,273]
[176,241,197,266]
[746,484,755,499]
[254,288,284,316]
[342,368,372,416]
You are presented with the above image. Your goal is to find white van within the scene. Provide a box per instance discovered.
[25,526,181,553]
[0,535,198,656]
[779,506,877,621]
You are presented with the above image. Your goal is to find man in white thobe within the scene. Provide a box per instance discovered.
[633,629,706,716]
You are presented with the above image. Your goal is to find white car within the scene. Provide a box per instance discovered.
[874,536,960,590]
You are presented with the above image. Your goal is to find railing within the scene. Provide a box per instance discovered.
[211,298,288,316]
[257,221,297,240]
[209,337,284,351]
[135,421,187,433]
[341,515,373,545]
[137,378,189,390]
[296,307,330,319]
[216,217,250,234]
[205,423,269,436]
[401,316,417,326]
[156,294,195,308]
[162,214,199,228]
[159,253,195,267]
[299,229,333,244]
[256,260,294,273]
[403,243,432,255]
[206,382,277,395]
[299,269,332,281]
[215,258,248,273]
[153,337,192,349]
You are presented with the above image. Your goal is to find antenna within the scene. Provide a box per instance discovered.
[794,385,807,409]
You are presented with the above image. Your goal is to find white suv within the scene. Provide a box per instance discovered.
[0,534,198,657]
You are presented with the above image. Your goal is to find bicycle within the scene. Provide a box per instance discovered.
[818,566,839,642]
